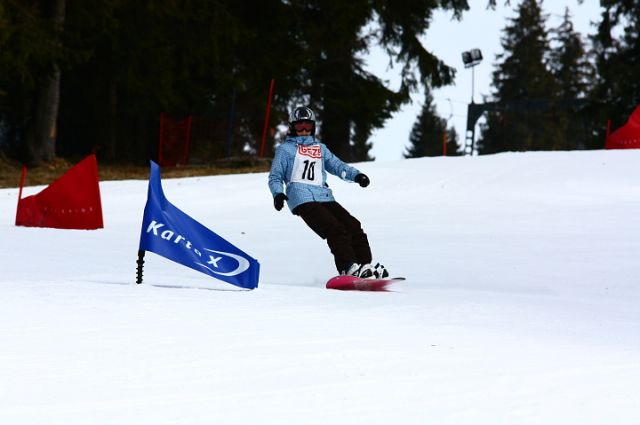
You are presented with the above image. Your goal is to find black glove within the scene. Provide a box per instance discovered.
[354,173,370,188]
[273,193,288,211]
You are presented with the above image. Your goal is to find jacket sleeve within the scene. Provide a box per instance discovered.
[268,146,288,197]
[322,144,360,182]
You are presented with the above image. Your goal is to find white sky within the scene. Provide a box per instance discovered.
[367,0,603,160]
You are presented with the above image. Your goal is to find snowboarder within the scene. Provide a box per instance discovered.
[268,106,388,279]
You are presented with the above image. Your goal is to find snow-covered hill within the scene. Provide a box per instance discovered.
[1,150,639,424]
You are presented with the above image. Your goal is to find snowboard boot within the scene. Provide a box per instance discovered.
[373,263,389,279]
[358,263,376,279]
[341,263,362,277]
[357,263,389,279]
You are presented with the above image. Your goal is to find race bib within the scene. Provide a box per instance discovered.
[291,144,323,186]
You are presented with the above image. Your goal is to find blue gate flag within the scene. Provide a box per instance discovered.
[139,161,260,289]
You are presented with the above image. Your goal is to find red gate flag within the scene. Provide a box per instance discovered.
[605,106,640,149]
[15,155,104,230]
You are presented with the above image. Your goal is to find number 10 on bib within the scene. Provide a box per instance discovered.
[292,145,323,185]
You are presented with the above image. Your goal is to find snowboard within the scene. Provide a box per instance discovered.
[326,275,405,291]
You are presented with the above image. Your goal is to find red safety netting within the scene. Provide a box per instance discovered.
[158,112,193,167]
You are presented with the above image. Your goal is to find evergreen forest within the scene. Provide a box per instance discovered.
[1,0,638,166]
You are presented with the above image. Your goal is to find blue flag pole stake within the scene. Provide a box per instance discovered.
[136,250,145,284]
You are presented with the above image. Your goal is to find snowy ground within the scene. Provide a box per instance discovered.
[1,150,639,424]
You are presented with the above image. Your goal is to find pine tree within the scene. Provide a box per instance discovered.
[586,1,640,148]
[290,0,471,162]
[24,0,65,165]
[548,7,593,150]
[405,90,460,158]
[550,8,592,100]
[477,0,560,154]
[0,0,68,164]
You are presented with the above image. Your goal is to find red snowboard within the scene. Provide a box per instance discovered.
[326,276,405,291]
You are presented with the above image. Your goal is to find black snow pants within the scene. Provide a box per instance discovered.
[292,201,372,273]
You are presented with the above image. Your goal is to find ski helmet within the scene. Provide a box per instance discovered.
[289,106,315,123]
[288,106,316,135]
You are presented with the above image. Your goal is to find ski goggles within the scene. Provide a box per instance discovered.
[293,121,314,132]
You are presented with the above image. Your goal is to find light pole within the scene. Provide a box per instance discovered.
[461,49,483,155]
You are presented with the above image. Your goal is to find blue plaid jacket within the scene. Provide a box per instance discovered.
[268,135,361,212]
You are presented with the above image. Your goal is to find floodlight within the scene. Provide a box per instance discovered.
[461,49,483,68]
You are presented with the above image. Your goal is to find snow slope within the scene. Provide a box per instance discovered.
[1,150,639,424]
